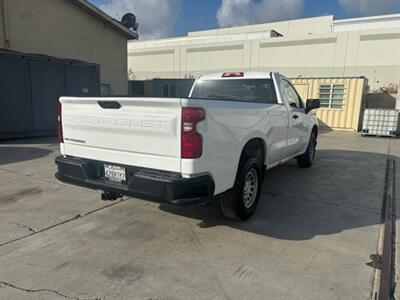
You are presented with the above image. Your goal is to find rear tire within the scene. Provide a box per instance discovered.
[297,131,317,168]
[219,157,262,221]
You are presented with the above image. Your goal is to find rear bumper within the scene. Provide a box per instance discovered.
[55,156,214,206]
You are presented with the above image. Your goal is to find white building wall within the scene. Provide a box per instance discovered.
[128,14,400,91]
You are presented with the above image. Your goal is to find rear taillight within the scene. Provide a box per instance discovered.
[56,102,63,143]
[181,108,205,159]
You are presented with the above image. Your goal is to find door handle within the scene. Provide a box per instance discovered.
[292,114,299,119]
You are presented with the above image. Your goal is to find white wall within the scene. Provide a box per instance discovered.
[128,16,400,91]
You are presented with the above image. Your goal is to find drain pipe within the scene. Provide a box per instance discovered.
[0,0,10,48]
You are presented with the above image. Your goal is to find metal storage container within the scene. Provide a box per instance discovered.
[361,109,400,137]
[292,77,368,132]
[0,49,100,140]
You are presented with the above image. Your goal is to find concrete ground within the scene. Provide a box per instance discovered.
[0,131,398,300]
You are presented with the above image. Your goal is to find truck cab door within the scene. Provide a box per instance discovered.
[280,79,309,157]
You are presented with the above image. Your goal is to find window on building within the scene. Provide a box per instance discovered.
[319,84,345,109]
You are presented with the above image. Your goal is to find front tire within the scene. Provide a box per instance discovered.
[297,131,317,168]
[219,157,262,221]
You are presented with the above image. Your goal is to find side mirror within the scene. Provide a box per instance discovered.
[305,99,320,113]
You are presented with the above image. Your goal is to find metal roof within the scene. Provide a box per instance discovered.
[0,48,100,67]
[71,0,138,40]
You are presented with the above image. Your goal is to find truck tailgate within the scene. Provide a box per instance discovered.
[60,97,182,172]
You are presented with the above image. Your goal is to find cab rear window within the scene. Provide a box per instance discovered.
[190,79,277,104]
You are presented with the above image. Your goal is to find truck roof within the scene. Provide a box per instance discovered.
[198,71,273,80]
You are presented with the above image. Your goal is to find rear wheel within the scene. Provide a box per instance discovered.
[219,157,262,221]
[297,131,317,168]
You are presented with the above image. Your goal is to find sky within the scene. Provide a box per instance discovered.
[89,0,400,40]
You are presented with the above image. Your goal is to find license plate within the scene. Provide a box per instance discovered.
[104,164,126,183]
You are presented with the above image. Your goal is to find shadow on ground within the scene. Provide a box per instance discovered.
[316,119,333,134]
[0,147,52,165]
[0,136,57,145]
[160,149,388,241]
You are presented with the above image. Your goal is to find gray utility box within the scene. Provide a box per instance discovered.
[362,109,400,137]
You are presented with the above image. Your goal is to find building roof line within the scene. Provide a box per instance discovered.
[290,76,367,80]
[187,15,334,36]
[334,13,400,24]
[128,29,281,45]
[71,0,138,39]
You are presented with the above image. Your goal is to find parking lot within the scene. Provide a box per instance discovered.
[0,130,399,300]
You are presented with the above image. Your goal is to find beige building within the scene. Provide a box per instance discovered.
[128,14,400,92]
[0,0,137,94]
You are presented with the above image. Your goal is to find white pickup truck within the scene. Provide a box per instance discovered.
[55,71,319,220]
